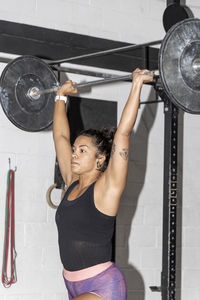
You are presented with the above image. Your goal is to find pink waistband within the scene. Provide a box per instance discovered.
[63,261,113,282]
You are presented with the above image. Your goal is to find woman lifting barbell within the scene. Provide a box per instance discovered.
[53,68,153,300]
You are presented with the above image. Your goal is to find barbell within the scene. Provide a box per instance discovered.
[0,18,200,132]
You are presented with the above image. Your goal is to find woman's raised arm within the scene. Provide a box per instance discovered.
[53,80,77,186]
[99,69,153,214]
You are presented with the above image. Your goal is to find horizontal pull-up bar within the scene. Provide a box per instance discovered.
[48,40,162,65]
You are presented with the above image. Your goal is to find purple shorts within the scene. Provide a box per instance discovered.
[63,263,127,299]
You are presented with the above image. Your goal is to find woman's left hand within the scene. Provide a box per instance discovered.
[132,68,154,85]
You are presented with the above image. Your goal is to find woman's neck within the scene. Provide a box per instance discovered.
[78,172,101,188]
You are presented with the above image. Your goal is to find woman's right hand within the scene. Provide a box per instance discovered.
[57,80,78,96]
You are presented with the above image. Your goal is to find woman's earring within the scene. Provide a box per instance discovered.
[97,161,101,169]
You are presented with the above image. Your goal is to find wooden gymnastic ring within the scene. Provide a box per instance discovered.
[46,183,66,209]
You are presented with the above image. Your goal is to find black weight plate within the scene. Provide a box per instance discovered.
[0,55,59,131]
[159,18,200,114]
[163,4,192,32]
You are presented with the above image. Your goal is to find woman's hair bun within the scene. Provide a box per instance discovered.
[99,127,116,144]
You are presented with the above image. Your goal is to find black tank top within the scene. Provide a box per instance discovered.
[55,180,116,271]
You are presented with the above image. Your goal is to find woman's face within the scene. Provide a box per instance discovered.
[71,135,99,175]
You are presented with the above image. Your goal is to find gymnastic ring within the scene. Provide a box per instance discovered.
[46,183,66,209]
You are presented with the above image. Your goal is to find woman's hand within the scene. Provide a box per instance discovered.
[132,68,154,85]
[57,80,78,96]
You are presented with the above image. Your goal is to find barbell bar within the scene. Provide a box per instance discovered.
[27,70,159,100]
[0,18,200,132]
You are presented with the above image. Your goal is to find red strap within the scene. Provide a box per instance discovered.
[2,170,17,288]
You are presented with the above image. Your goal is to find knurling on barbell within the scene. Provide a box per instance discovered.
[0,18,200,132]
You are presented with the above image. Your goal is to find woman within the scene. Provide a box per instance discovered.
[53,69,153,300]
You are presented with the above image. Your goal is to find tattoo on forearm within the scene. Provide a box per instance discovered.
[111,143,116,157]
[119,148,129,161]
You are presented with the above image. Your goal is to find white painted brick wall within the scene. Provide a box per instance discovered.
[0,1,199,299]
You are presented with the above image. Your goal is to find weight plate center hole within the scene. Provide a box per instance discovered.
[27,87,41,100]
